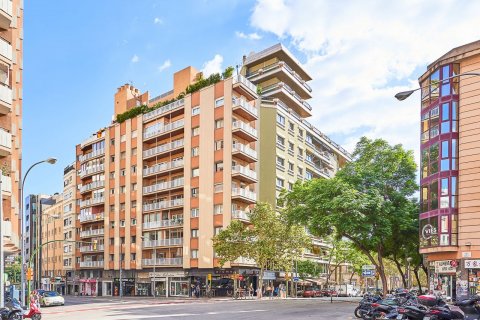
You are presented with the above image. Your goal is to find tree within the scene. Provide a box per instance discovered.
[281,137,417,296]
[213,202,310,293]
[296,260,322,279]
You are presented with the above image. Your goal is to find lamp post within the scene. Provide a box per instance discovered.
[140,235,156,298]
[20,157,57,304]
[406,257,413,289]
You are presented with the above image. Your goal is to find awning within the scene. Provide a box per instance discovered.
[306,278,326,285]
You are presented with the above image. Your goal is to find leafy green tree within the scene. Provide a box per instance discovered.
[296,260,322,279]
[213,202,310,293]
[281,137,417,295]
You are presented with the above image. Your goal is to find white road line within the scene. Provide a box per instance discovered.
[111,309,267,319]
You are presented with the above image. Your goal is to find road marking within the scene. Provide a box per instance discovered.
[111,309,267,319]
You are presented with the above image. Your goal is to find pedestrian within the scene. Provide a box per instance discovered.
[248,283,254,299]
[191,284,195,298]
[280,283,286,299]
[256,287,262,299]
[267,284,273,299]
[195,284,200,298]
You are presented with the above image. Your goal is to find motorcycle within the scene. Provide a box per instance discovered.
[423,305,464,320]
[455,296,480,320]
[396,304,429,319]
[4,298,41,320]
[355,294,383,318]
[0,298,24,320]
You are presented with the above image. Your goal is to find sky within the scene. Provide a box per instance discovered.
[24,0,480,196]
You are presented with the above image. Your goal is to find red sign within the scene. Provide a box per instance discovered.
[450,260,458,268]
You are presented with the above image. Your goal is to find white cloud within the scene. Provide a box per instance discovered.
[154,17,163,24]
[201,54,223,76]
[250,0,480,165]
[131,54,139,63]
[158,59,171,72]
[235,31,262,40]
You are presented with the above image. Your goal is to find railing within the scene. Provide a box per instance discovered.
[0,129,11,149]
[143,178,184,195]
[148,90,174,104]
[232,121,257,138]
[143,98,185,122]
[143,238,183,248]
[79,148,105,162]
[233,256,256,265]
[143,140,184,158]
[79,212,105,223]
[232,143,257,160]
[262,82,312,111]
[142,257,183,266]
[79,164,105,178]
[232,98,258,117]
[80,228,104,238]
[143,119,185,140]
[232,210,250,221]
[80,244,104,252]
[80,180,105,193]
[0,0,12,17]
[232,165,257,180]
[143,198,184,211]
[0,37,11,61]
[143,159,184,176]
[233,74,257,95]
[232,188,257,201]
[79,261,104,268]
[247,60,312,92]
[142,219,184,230]
[80,132,105,148]
[0,83,11,106]
[80,197,105,208]
[1,174,10,193]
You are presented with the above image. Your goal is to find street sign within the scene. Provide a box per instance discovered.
[293,277,299,282]
[362,270,375,277]
[362,265,375,270]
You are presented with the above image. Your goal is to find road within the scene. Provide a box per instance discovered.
[40,296,358,320]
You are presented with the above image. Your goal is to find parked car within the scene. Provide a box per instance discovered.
[40,291,65,307]
[302,288,321,298]
[321,289,338,297]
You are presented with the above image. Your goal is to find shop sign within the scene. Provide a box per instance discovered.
[422,224,437,240]
[465,260,480,269]
[263,271,276,280]
[149,272,184,278]
[434,260,456,273]
[213,269,235,275]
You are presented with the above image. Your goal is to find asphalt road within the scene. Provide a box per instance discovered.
[41,297,358,320]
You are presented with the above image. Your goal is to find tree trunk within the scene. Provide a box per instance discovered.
[377,247,388,296]
[413,265,422,294]
[392,258,407,288]
[349,271,355,284]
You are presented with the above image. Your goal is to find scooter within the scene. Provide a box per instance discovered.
[7,298,41,320]
[424,305,465,320]
[22,300,41,320]
[455,296,480,320]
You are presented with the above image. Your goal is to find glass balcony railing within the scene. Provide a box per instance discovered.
[232,165,257,180]
[232,97,258,118]
[142,258,183,266]
[143,140,184,158]
[142,218,184,230]
[143,99,185,122]
[143,159,184,176]
[143,178,184,195]
[143,119,185,140]
[0,129,11,150]
[233,74,258,96]
[232,121,258,138]
[79,212,105,223]
[79,261,104,268]
[142,238,183,248]
[232,210,250,221]
[79,148,105,162]
[232,143,257,160]
[232,188,257,202]
[80,228,104,238]
[143,198,184,212]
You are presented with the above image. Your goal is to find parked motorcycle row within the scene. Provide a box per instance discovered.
[354,291,480,320]
[0,297,41,320]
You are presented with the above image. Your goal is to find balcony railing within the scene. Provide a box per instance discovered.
[0,129,11,149]
[143,140,184,158]
[0,37,11,61]
[143,178,184,195]
[142,258,183,266]
[79,164,105,178]
[232,74,258,96]
[232,210,250,221]
[80,197,105,208]
[233,256,256,265]
[142,218,184,230]
[232,188,257,202]
[232,121,258,138]
[0,84,11,106]
[79,212,105,223]
[143,198,184,212]
[80,132,105,149]
[80,180,105,193]
[143,119,185,140]
[232,165,257,180]
[79,261,104,268]
[143,98,185,122]
[143,238,183,248]
[1,174,10,193]
[232,143,257,160]
[80,228,104,238]
[262,82,312,111]
[80,244,105,253]
[143,159,184,176]
[0,0,12,17]
[232,97,258,118]
[79,148,105,163]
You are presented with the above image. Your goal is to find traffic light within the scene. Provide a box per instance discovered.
[26,268,33,281]
[93,240,98,250]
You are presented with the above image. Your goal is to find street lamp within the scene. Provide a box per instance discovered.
[140,235,156,298]
[406,257,413,289]
[20,157,57,304]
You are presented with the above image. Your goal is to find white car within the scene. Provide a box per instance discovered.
[40,291,65,307]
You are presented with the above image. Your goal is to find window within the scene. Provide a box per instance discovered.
[440,178,449,208]
[298,128,303,138]
[191,229,199,238]
[298,147,303,158]
[110,171,115,179]
[132,130,137,138]
[451,176,458,208]
[120,169,126,176]
[132,183,137,191]
[192,168,199,177]
[131,200,137,208]
[298,167,303,176]
[305,170,313,180]
[120,151,126,159]
[120,220,125,227]
[120,186,126,194]
[110,139,115,146]
[214,227,223,235]
[191,208,199,217]
[192,106,200,116]
[451,139,458,170]
[276,157,285,168]
[214,183,223,193]
[120,134,126,142]
[288,162,294,173]
[191,249,198,258]
[215,162,224,172]
[191,147,199,157]
[132,148,137,156]
[276,135,285,147]
[215,97,224,107]
[120,203,126,211]
[110,155,115,162]
[110,221,115,229]
[452,101,458,132]
[288,142,294,152]
[131,165,137,173]
[441,103,450,134]
[191,188,199,198]
[430,107,439,139]
[276,114,285,126]
[288,122,294,132]
[276,177,284,188]
[109,205,115,212]
[441,140,449,171]
[288,182,294,191]
[214,140,224,150]
[430,180,438,210]
[192,127,200,136]
[214,204,223,215]
[215,119,224,129]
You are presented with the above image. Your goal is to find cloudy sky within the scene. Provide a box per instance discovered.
[25,0,480,195]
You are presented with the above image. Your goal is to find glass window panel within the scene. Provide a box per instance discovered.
[421,185,429,213]
[431,161,439,175]
[430,180,438,210]
[430,125,439,138]
[421,149,429,178]
[441,178,449,195]
[453,64,459,75]
[441,159,450,171]
[452,120,458,132]
[451,158,457,170]
[430,106,439,118]
[441,82,451,96]
[452,101,458,120]
[451,177,457,195]
[451,233,457,246]
[440,196,449,208]
[441,122,450,134]
[430,143,439,160]
[431,69,440,100]
[440,234,450,246]
[452,139,458,157]
[442,65,450,79]
[421,78,430,101]
[442,103,449,121]
[451,215,458,233]
[441,216,449,233]
[441,140,449,158]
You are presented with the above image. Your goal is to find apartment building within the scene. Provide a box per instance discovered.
[242,44,351,282]
[62,163,76,294]
[75,66,258,297]
[0,0,23,257]
[418,40,480,300]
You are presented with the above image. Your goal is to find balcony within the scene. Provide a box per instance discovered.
[143,140,184,159]
[142,218,183,230]
[232,97,258,121]
[79,164,105,179]
[80,229,104,238]
[79,212,105,223]
[143,119,185,141]
[305,160,331,179]
[79,148,105,163]
[80,244,105,253]
[232,256,256,266]
[232,74,258,100]
[0,128,11,157]
[0,37,11,64]
[143,159,184,177]
[0,1,11,31]
[0,83,11,113]
[143,238,183,248]
[80,197,105,208]
[232,188,256,204]
[306,141,335,168]
[232,143,257,162]
[143,178,184,195]
[232,210,250,222]
[143,98,185,123]
[80,132,105,149]
[79,261,104,268]
[232,121,257,142]
[142,258,183,266]
[1,174,11,194]
[80,180,105,194]
[231,165,257,183]
[262,82,312,117]
[143,198,184,212]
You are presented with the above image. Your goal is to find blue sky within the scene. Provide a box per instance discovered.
[24,0,480,196]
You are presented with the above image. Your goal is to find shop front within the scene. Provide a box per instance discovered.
[102,281,113,296]
[429,260,457,300]
[465,259,480,296]
[149,272,185,297]
[113,278,135,296]
[79,279,98,296]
